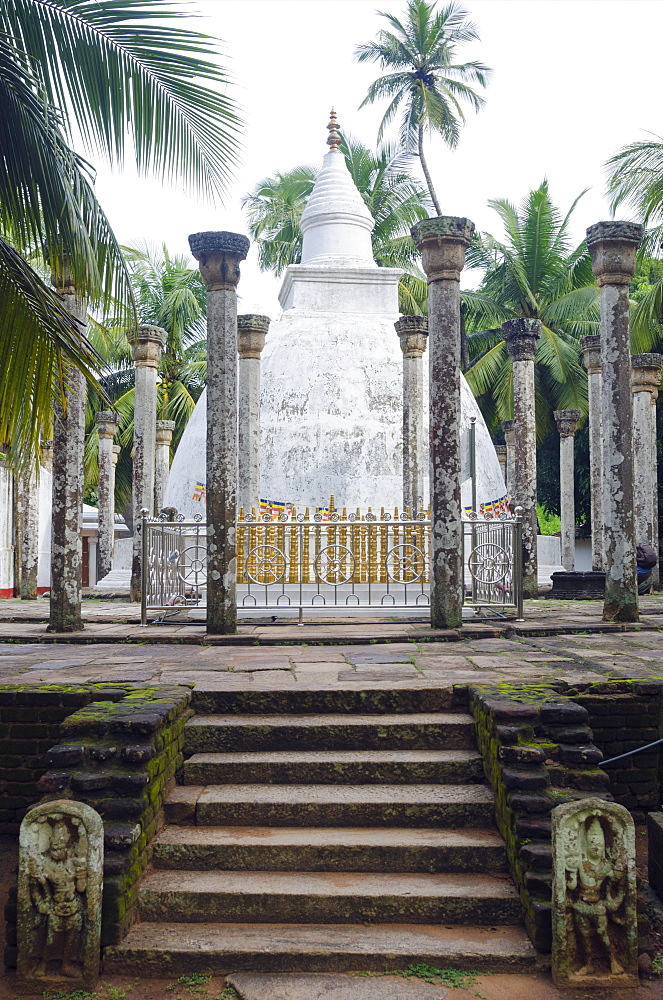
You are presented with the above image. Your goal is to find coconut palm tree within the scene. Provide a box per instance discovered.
[84,244,208,515]
[355,0,490,215]
[243,136,430,313]
[462,181,599,440]
[0,0,241,464]
[606,137,663,351]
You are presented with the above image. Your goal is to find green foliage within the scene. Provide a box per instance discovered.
[355,0,490,213]
[652,952,663,975]
[84,243,207,512]
[0,0,240,469]
[536,502,561,536]
[357,963,483,988]
[463,180,597,440]
[243,135,430,312]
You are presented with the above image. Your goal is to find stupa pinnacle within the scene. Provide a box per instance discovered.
[299,110,375,269]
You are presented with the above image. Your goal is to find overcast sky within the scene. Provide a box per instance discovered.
[93,0,663,313]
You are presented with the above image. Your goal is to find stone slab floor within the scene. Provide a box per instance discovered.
[2,629,663,687]
[2,611,663,997]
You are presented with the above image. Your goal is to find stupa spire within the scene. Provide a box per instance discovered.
[326,108,341,152]
[299,107,376,268]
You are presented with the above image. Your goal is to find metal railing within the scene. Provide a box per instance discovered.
[140,509,523,624]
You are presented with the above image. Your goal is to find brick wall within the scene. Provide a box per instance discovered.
[2,683,192,968]
[470,682,612,952]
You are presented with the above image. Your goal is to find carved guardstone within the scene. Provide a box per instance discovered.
[551,797,638,988]
[17,800,103,992]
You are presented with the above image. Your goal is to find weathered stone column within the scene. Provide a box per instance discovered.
[155,419,175,515]
[503,318,541,598]
[554,409,581,572]
[412,217,475,629]
[48,272,87,632]
[580,335,604,571]
[95,411,119,582]
[237,314,270,512]
[395,315,428,512]
[189,231,249,634]
[0,452,13,598]
[16,467,38,599]
[653,398,660,586]
[495,444,507,485]
[630,354,662,557]
[586,221,642,622]
[502,420,516,493]
[129,325,165,603]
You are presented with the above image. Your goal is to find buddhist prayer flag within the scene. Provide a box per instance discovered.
[192,481,206,502]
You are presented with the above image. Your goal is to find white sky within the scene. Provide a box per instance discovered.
[93,0,663,313]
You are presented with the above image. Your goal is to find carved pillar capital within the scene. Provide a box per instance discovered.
[94,411,119,440]
[411,217,475,282]
[129,325,166,367]
[554,408,581,438]
[189,231,250,290]
[630,353,663,397]
[237,314,270,359]
[155,419,176,445]
[580,334,602,374]
[395,315,429,359]
[586,221,642,286]
[502,318,541,361]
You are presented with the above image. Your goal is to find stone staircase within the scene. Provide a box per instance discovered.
[105,687,539,975]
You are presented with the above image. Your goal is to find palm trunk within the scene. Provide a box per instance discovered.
[419,125,441,217]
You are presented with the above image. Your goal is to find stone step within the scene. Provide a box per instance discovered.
[104,920,541,976]
[138,869,522,925]
[185,712,475,753]
[152,825,508,874]
[166,783,495,828]
[192,686,463,716]
[183,749,485,786]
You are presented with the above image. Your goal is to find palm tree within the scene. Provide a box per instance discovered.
[0,0,241,464]
[462,181,599,440]
[606,137,663,351]
[85,244,208,516]
[242,136,430,312]
[355,0,490,215]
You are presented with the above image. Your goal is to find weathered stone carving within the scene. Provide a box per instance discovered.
[552,798,638,988]
[17,800,103,991]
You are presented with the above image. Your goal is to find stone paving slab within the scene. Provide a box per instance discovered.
[226,972,447,999]
[1,627,663,690]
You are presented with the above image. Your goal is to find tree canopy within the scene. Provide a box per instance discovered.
[0,0,241,464]
[462,180,599,439]
[355,0,490,213]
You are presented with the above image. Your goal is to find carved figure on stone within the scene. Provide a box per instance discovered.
[552,798,638,988]
[17,801,103,992]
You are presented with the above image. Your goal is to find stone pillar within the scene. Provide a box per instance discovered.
[395,315,428,513]
[16,467,38,599]
[495,444,507,485]
[0,453,13,598]
[129,325,165,603]
[580,335,604,571]
[586,221,642,622]
[155,419,175,515]
[503,318,541,598]
[48,272,87,632]
[189,231,249,634]
[95,412,118,582]
[502,420,516,494]
[653,398,660,586]
[412,216,475,629]
[554,409,581,572]
[237,314,270,512]
[630,354,662,557]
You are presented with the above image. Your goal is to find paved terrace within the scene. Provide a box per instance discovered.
[1,596,663,687]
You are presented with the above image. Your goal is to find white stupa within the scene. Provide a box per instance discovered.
[164,111,505,516]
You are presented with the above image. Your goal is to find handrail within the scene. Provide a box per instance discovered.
[600,737,663,767]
